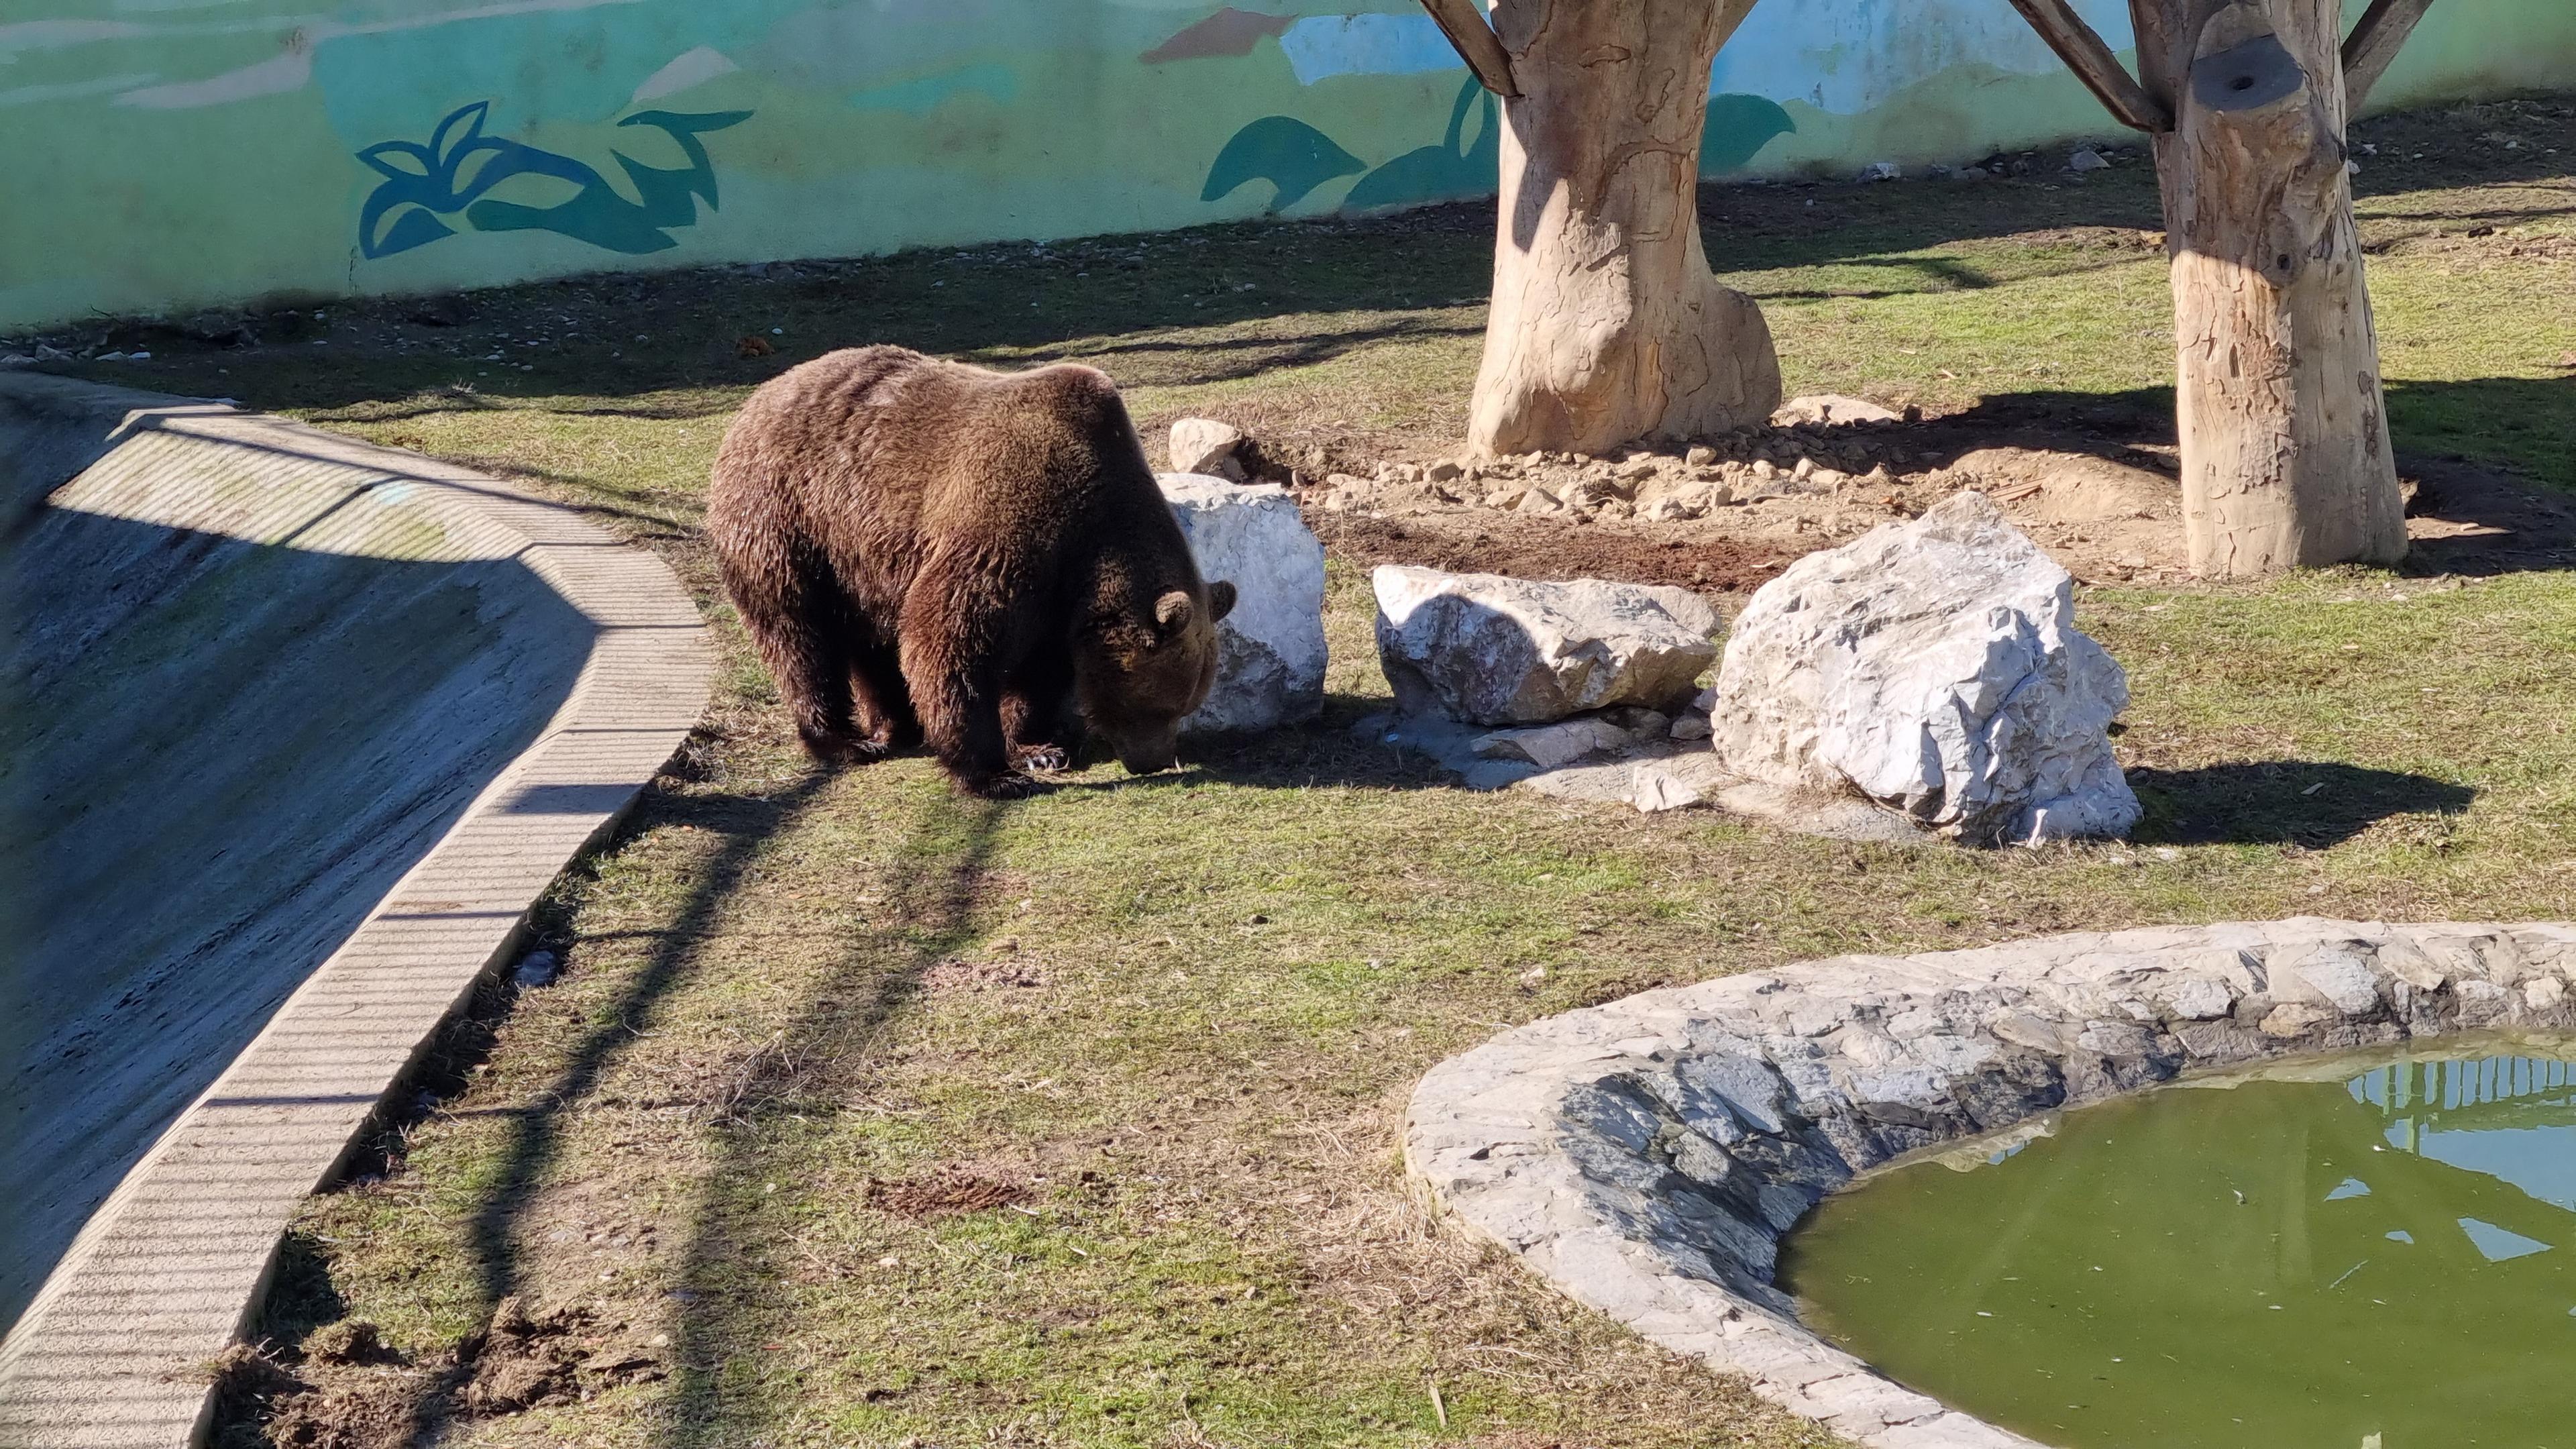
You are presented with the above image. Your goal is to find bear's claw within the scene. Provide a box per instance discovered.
[961,771,1051,800]
[1012,743,1073,774]
[799,728,896,766]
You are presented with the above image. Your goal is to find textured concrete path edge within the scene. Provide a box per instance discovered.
[0,384,712,1449]
[1405,919,2576,1449]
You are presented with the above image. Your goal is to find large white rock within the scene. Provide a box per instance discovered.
[1168,417,1248,481]
[1161,473,1326,735]
[1373,566,1723,725]
[1705,490,2139,845]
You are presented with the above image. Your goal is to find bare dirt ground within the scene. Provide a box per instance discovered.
[1295,392,2576,600]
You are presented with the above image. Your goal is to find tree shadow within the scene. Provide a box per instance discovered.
[364,769,839,1445]
[2386,374,2576,497]
[656,794,1005,1448]
[1737,379,2575,575]
[2126,761,2473,847]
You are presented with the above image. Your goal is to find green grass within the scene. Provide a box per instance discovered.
[69,95,2576,1449]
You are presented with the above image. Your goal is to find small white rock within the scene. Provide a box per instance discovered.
[1469,717,1633,769]
[1169,417,1247,481]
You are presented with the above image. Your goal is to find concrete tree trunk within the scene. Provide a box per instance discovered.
[1465,0,1782,458]
[2131,0,2406,576]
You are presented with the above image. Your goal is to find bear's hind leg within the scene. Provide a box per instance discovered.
[735,557,877,765]
[849,633,924,754]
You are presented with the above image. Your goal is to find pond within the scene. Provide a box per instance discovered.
[1781,1040,2576,1449]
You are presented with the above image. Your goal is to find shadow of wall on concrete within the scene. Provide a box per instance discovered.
[0,469,592,1329]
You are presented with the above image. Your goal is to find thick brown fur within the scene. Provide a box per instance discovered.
[708,345,1234,798]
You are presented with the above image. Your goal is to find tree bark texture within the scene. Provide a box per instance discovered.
[1466,0,1780,458]
[2132,0,2406,576]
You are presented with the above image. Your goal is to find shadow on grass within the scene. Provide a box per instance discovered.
[368,771,839,1444]
[2128,761,2473,848]
[2389,375,2576,496]
[656,793,1005,1448]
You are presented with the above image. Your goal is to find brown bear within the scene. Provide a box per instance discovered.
[707,345,1235,798]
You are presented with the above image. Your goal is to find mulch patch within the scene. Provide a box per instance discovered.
[864,1168,1032,1221]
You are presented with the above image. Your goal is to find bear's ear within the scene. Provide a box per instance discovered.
[1154,590,1193,632]
[1208,580,1236,622]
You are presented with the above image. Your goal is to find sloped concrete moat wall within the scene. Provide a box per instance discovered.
[0,374,710,1447]
[1407,919,2576,1449]
[1,0,2572,333]
[0,381,590,1324]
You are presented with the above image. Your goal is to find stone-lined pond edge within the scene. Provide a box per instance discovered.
[1405,918,2576,1449]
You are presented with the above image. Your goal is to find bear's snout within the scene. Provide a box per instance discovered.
[1111,722,1183,776]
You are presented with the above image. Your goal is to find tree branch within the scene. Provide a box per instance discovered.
[2002,0,2172,132]
[2343,0,2434,113]
[1417,0,1521,98]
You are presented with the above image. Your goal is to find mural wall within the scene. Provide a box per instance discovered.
[3,0,2570,332]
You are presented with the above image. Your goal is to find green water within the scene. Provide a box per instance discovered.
[1780,1042,2576,1449]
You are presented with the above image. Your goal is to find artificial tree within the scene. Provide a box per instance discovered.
[2004,0,2434,576]
[1420,0,1783,459]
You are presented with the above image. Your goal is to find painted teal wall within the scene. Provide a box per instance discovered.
[2,1,2569,333]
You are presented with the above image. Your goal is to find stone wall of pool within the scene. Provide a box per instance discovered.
[1404,918,2576,1449]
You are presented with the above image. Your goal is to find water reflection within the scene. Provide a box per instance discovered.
[1782,1040,2576,1449]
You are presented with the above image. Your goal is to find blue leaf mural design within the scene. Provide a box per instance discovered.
[1202,83,1792,220]
[1199,115,1365,211]
[1342,77,1496,212]
[358,101,751,260]
[1701,93,1796,174]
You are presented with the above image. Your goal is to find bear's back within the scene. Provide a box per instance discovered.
[708,345,1183,613]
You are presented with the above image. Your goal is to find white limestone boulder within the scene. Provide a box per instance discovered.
[1372,566,1723,725]
[1705,490,2139,845]
[1161,473,1326,735]
[1168,417,1248,481]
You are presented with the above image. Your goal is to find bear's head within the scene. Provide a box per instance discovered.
[1077,579,1238,774]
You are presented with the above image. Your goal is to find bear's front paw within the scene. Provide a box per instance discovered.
[963,771,1051,800]
[799,727,885,766]
[1011,743,1073,775]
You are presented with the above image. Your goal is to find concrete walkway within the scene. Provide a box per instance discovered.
[0,374,710,1448]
